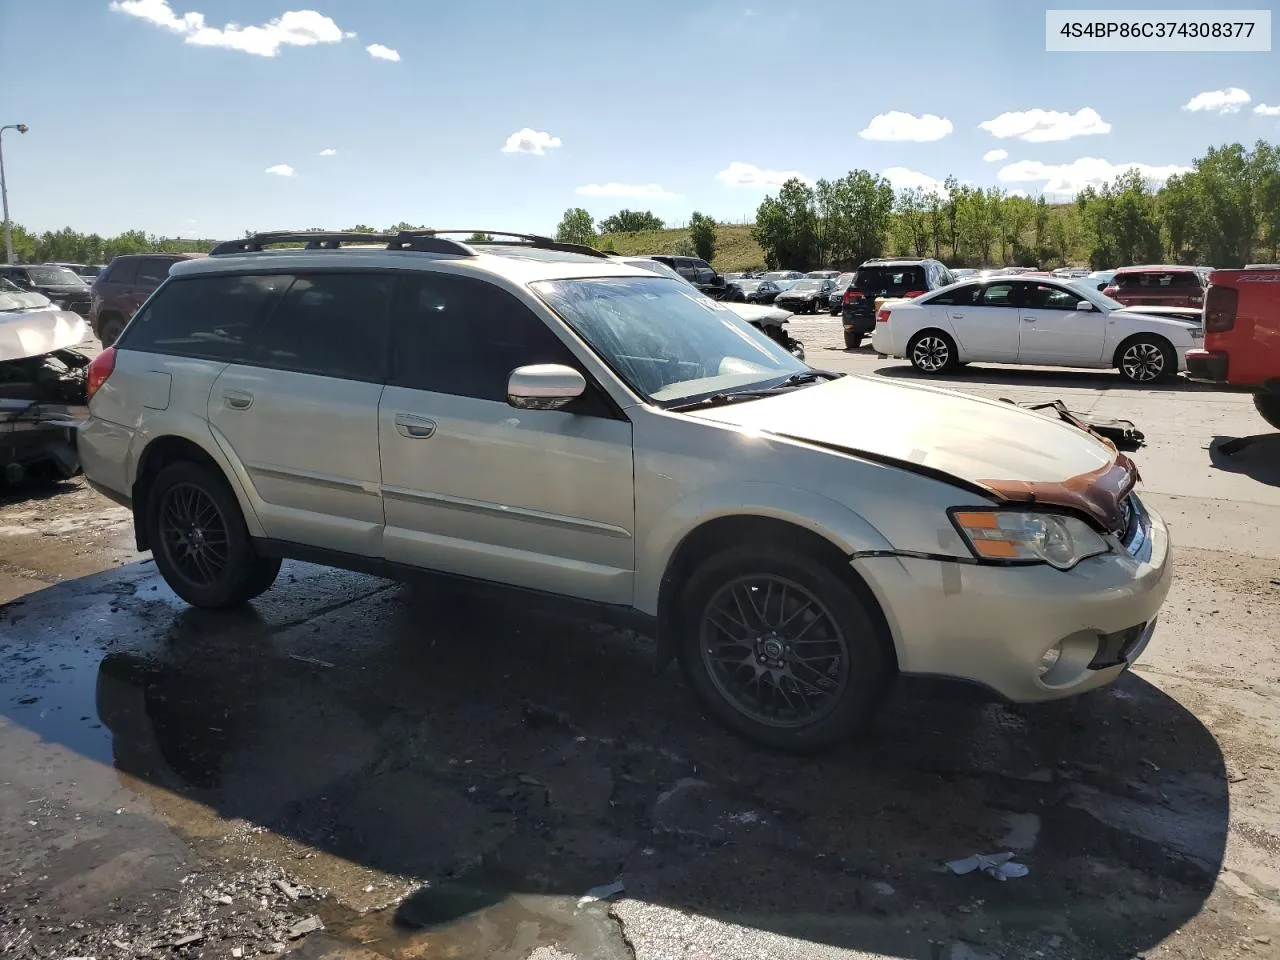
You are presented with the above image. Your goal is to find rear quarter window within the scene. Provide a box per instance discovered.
[120,274,291,362]
[102,260,138,284]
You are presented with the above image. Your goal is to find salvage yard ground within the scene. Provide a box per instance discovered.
[1,323,1278,960]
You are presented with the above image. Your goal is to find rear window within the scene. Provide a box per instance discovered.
[120,274,291,361]
[855,266,927,294]
[1116,271,1201,289]
[136,258,177,286]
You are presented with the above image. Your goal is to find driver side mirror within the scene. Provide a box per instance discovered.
[507,364,586,411]
[1076,300,1096,311]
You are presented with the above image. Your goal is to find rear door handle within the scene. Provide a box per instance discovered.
[395,414,436,439]
[222,389,253,410]
[950,313,965,319]
[1022,316,1037,323]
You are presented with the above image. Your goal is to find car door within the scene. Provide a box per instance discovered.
[939,280,1021,359]
[206,272,392,557]
[378,271,635,605]
[1015,282,1107,365]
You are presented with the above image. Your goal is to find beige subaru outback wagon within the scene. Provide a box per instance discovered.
[77,230,1172,751]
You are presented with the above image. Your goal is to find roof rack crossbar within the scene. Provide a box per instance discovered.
[395,230,611,260]
[210,232,402,256]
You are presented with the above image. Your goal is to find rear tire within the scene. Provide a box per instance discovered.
[146,460,281,609]
[907,330,959,374]
[98,313,126,346]
[844,330,863,350]
[1255,392,1280,431]
[677,544,892,753]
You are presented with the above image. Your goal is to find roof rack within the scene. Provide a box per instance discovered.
[210,229,610,259]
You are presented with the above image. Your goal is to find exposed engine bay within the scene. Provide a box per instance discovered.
[1,310,89,484]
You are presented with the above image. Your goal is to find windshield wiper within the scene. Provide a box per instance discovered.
[667,370,844,412]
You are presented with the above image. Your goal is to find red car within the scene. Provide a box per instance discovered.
[1186,264,1280,429]
[89,253,205,345]
[1103,265,1210,309]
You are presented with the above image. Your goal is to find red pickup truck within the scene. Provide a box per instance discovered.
[1185,265,1280,428]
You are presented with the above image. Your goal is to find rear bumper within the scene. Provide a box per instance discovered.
[1185,349,1228,383]
[842,309,876,335]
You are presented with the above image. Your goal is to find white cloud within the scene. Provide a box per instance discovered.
[858,111,953,142]
[111,0,346,57]
[366,42,400,61]
[983,149,1009,162]
[264,163,295,177]
[979,107,1110,142]
[744,6,758,14]
[714,161,813,188]
[318,148,336,156]
[501,128,563,155]
[1183,88,1251,113]
[1254,103,1280,116]
[575,183,680,200]
[882,167,948,196]
[997,157,1191,197]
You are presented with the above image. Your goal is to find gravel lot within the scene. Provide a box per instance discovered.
[2,328,1279,960]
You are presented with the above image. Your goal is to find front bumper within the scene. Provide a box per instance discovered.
[853,498,1172,702]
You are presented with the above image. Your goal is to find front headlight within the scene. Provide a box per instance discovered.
[951,510,1109,570]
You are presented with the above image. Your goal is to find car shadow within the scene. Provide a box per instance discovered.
[0,561,1228,959]
[872,362,1213,393]
[0,476,83,505]
[1208,433,1280,487]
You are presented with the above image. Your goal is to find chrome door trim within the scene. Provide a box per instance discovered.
[381,485,633,539]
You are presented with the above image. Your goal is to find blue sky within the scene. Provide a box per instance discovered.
[2,0,1277,240]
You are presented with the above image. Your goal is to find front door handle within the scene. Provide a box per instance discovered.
[950,313,965,319]
[222,389,253,410]
[1022,316,1037,323]
[395,414,436,439]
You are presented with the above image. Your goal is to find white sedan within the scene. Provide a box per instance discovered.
[871,276,1204,383]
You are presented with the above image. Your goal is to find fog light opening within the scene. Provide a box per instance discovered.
[1037,643,1063,679]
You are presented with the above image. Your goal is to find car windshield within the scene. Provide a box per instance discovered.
[532,276,807,404]
[1067,280,1124,310]
[787,280,824,292]
[737,280,763,292]
[622,258,690,286]
[0,278,21,293]
[762,271,792,281]
[28,266,87,286]
[835,273,855,287]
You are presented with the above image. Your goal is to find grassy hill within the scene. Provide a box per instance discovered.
[596,225,765,272]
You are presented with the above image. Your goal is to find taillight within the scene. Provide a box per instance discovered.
[86,346,116,401]
[843,289,864,305]
[1103,285,1119,297]
[903,289,926,298]
[876,308,892,323]
[1204,285,1238,333]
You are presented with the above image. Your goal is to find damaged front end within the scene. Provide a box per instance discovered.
[1,310,90,484]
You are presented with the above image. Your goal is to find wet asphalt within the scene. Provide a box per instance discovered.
[1,333,1278,960]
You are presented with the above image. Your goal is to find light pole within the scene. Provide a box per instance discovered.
[0,123,30,264]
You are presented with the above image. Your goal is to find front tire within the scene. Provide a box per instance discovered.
[908,330,959,374]
[1255,392,1280,431]
[677,545,892,752]
[146,460,281,609]
[1117,336,1175,384]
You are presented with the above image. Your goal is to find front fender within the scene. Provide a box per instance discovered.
[634,480,894,617]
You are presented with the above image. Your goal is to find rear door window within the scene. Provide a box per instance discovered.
[104,259,138,284]
[249,272,393,382]
[121,274,291,361]
[977,282,1018,306]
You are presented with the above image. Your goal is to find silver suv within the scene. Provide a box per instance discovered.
[78,230,1172,751]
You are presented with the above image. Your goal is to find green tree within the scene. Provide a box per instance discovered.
[753,178,817,269]
[467,232,494,242]
[893,188,931,258]
[1002,195,1036,264]
[1078,169,1162,268]
[598,209,664,233]
[688,211,717,262]
[555,207,596,246]
[1033,196,1050,261]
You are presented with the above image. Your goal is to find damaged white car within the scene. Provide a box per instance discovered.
[1,292,89,483]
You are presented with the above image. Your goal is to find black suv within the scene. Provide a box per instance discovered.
[0,263,92,316]
[647,255,727,298]
[841,258,954,349]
